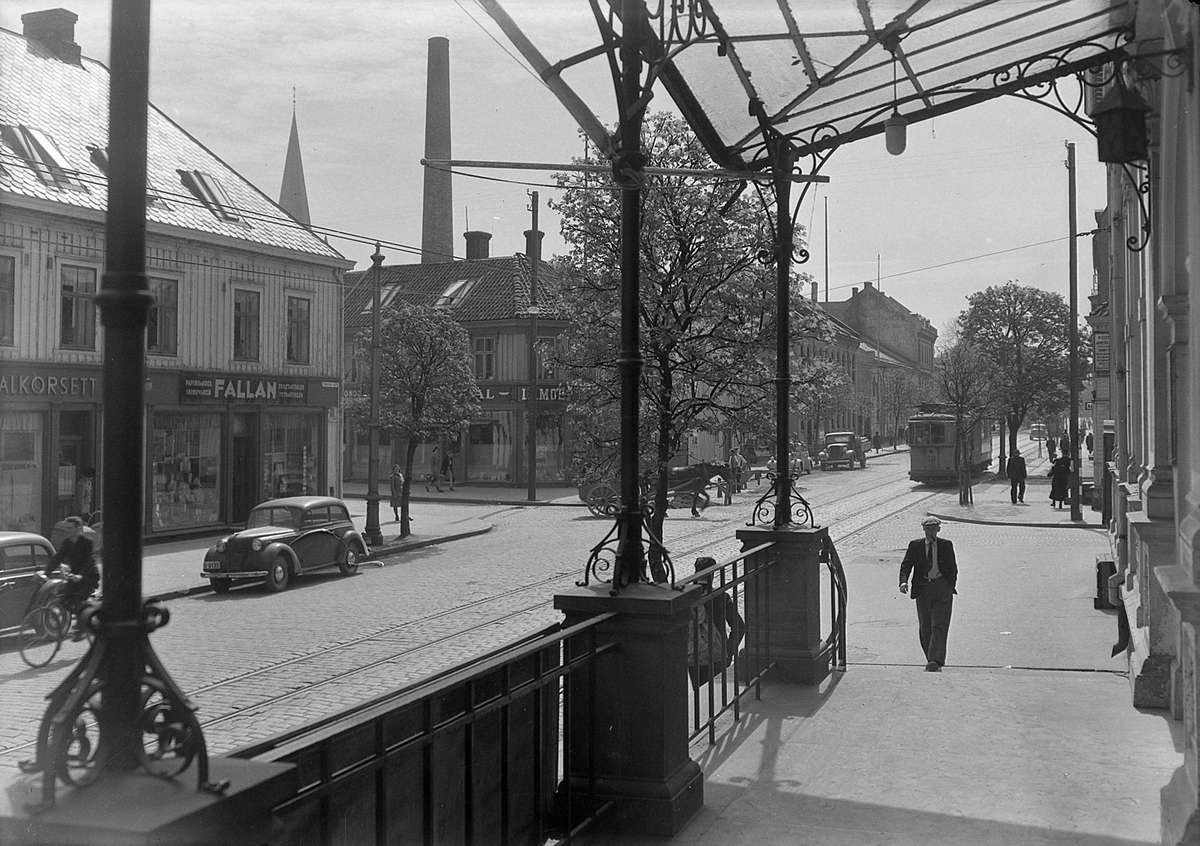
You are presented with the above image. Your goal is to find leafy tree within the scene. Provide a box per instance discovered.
[879,370,922,445]
[551,112,838,553]
[346,302,480,537]
[934,338,999,505]
[957,282,1078,456]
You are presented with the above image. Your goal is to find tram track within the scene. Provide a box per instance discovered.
[2,463,947,760]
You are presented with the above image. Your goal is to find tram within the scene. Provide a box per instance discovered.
[907,404,993,484]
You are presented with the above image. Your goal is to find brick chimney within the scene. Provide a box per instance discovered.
[524,228,544,262]
[464,230,491,260]
[22,8,81,64]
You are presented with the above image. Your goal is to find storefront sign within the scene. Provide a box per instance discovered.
[181,372,308,404]
[0,364,101,400]
[479,383,568,403]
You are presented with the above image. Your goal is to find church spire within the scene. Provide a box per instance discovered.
[278,96,311,227]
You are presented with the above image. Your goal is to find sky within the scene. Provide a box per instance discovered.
[1,0,1111,340]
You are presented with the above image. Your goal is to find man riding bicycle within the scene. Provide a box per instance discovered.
[44,516,99,633]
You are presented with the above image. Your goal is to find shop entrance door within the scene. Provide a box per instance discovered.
[230,414,257,525]
[56,410,95,522]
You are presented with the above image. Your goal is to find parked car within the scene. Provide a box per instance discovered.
[818,432,867,470]
[0,532,58,631]
[790,444,814,475]
[201,496,367,594]
[1029,423,1048,441]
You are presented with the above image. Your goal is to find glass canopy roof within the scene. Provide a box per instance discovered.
[481,0,1134,172]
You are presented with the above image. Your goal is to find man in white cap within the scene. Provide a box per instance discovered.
[899,516,958,671]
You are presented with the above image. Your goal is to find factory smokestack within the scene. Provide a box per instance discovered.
[422,36,453,264]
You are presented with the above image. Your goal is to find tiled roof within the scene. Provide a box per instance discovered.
[344,254,565,332]
[0,26,343,262]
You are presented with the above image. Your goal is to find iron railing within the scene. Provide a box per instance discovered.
[684,542,776,745]
[229,615,617,846]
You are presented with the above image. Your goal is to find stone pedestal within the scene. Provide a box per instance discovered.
[1158,561,1200,846]
[1129,511,1179,710]
[736,524,830,685]
[554,582,705,837]
[0,758,295,846]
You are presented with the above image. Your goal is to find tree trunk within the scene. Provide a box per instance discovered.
[401,438,418,538]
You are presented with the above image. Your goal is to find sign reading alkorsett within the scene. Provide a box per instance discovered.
[181,372,307,404]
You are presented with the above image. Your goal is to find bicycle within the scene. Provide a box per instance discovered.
[18,566,96,669]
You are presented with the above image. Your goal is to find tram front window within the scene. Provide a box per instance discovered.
[912,422,949,445]
[929,423,948,444]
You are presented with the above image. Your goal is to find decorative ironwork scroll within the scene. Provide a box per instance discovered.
[19,601,228,812]
[748,472,817,529]
[579,509,676,595]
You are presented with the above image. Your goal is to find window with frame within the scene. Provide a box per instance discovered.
[436,278,476,308]
[233,289,260,360]
[473,336,495,381]
[147,277,178,355]
[0,255,13,346]
[179,169,242,222]
[286,296,311,364]
[1,124,84,189]
[536,335,560,381]
[60,264,96,349]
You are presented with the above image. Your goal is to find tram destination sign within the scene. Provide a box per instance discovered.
[181,372,308,404]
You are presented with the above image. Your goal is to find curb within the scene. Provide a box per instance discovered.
[343,492,583,508]
[927,510,1106,530]
[145,524,495,605]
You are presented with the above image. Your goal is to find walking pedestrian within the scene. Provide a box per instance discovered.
[1085,431,1094,459]
[426,446,442,492]
[1048,456,1070,508]
[1007,450,1027,503]
[389,464,404,521]
[1058,432,1070,457]
[729,448,747,493]
[1047,436,1057,461]
[899,516,957,672]
[873,432,882,452]
[441,448,456,491]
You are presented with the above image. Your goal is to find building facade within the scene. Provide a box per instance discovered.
[0,11,350,539]
[343,230,571,487]
[1083,3,1200,842]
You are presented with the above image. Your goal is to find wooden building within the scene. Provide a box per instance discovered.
[0,10,351,538]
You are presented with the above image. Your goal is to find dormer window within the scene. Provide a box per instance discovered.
[435,278,476,308]
[179,169,241,222]
[88,145,167,207]
[1,124,84,189]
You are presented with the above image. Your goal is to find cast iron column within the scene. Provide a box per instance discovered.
[771,137,797,529]
[613,0,648,586]
[364,244,384,546]
[95,0,154,769]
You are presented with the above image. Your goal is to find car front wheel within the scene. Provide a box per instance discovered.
[266,557,291,592]
[339,543,361,576]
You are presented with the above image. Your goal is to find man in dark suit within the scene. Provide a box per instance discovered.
[1007,449,1027,503]
[899,516,958,672]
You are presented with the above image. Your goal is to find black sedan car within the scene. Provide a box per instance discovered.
[202,496,367,593]
[0,532,59,630]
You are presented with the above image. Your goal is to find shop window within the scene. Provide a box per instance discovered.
[473,336,495,381]
[60,264,96,349]
[467,412,512,482]
[0,413,42,533]
[151,412,221,531]
[263,412,319,501]
[147,277,178,355]
[233,288,260,360]
[286,295,310,364]
[0,255,13,346]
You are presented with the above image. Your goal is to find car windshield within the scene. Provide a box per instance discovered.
[826,434,853,444]
[247,507,299,529]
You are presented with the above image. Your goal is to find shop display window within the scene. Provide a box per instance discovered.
[262,412,319,501]
[466,412,512,482]
[535,412,567,483]
[152,412,220,530]
[0,412,43,532]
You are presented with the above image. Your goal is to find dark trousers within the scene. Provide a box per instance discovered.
[915,578,954,666]
[1010,478,1025,503]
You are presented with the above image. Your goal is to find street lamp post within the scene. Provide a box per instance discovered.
[364,244,385,546]
[1067,142,1082,521]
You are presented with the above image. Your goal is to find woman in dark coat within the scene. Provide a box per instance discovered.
[1048,457,1071,508]
[388,464,404,521]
